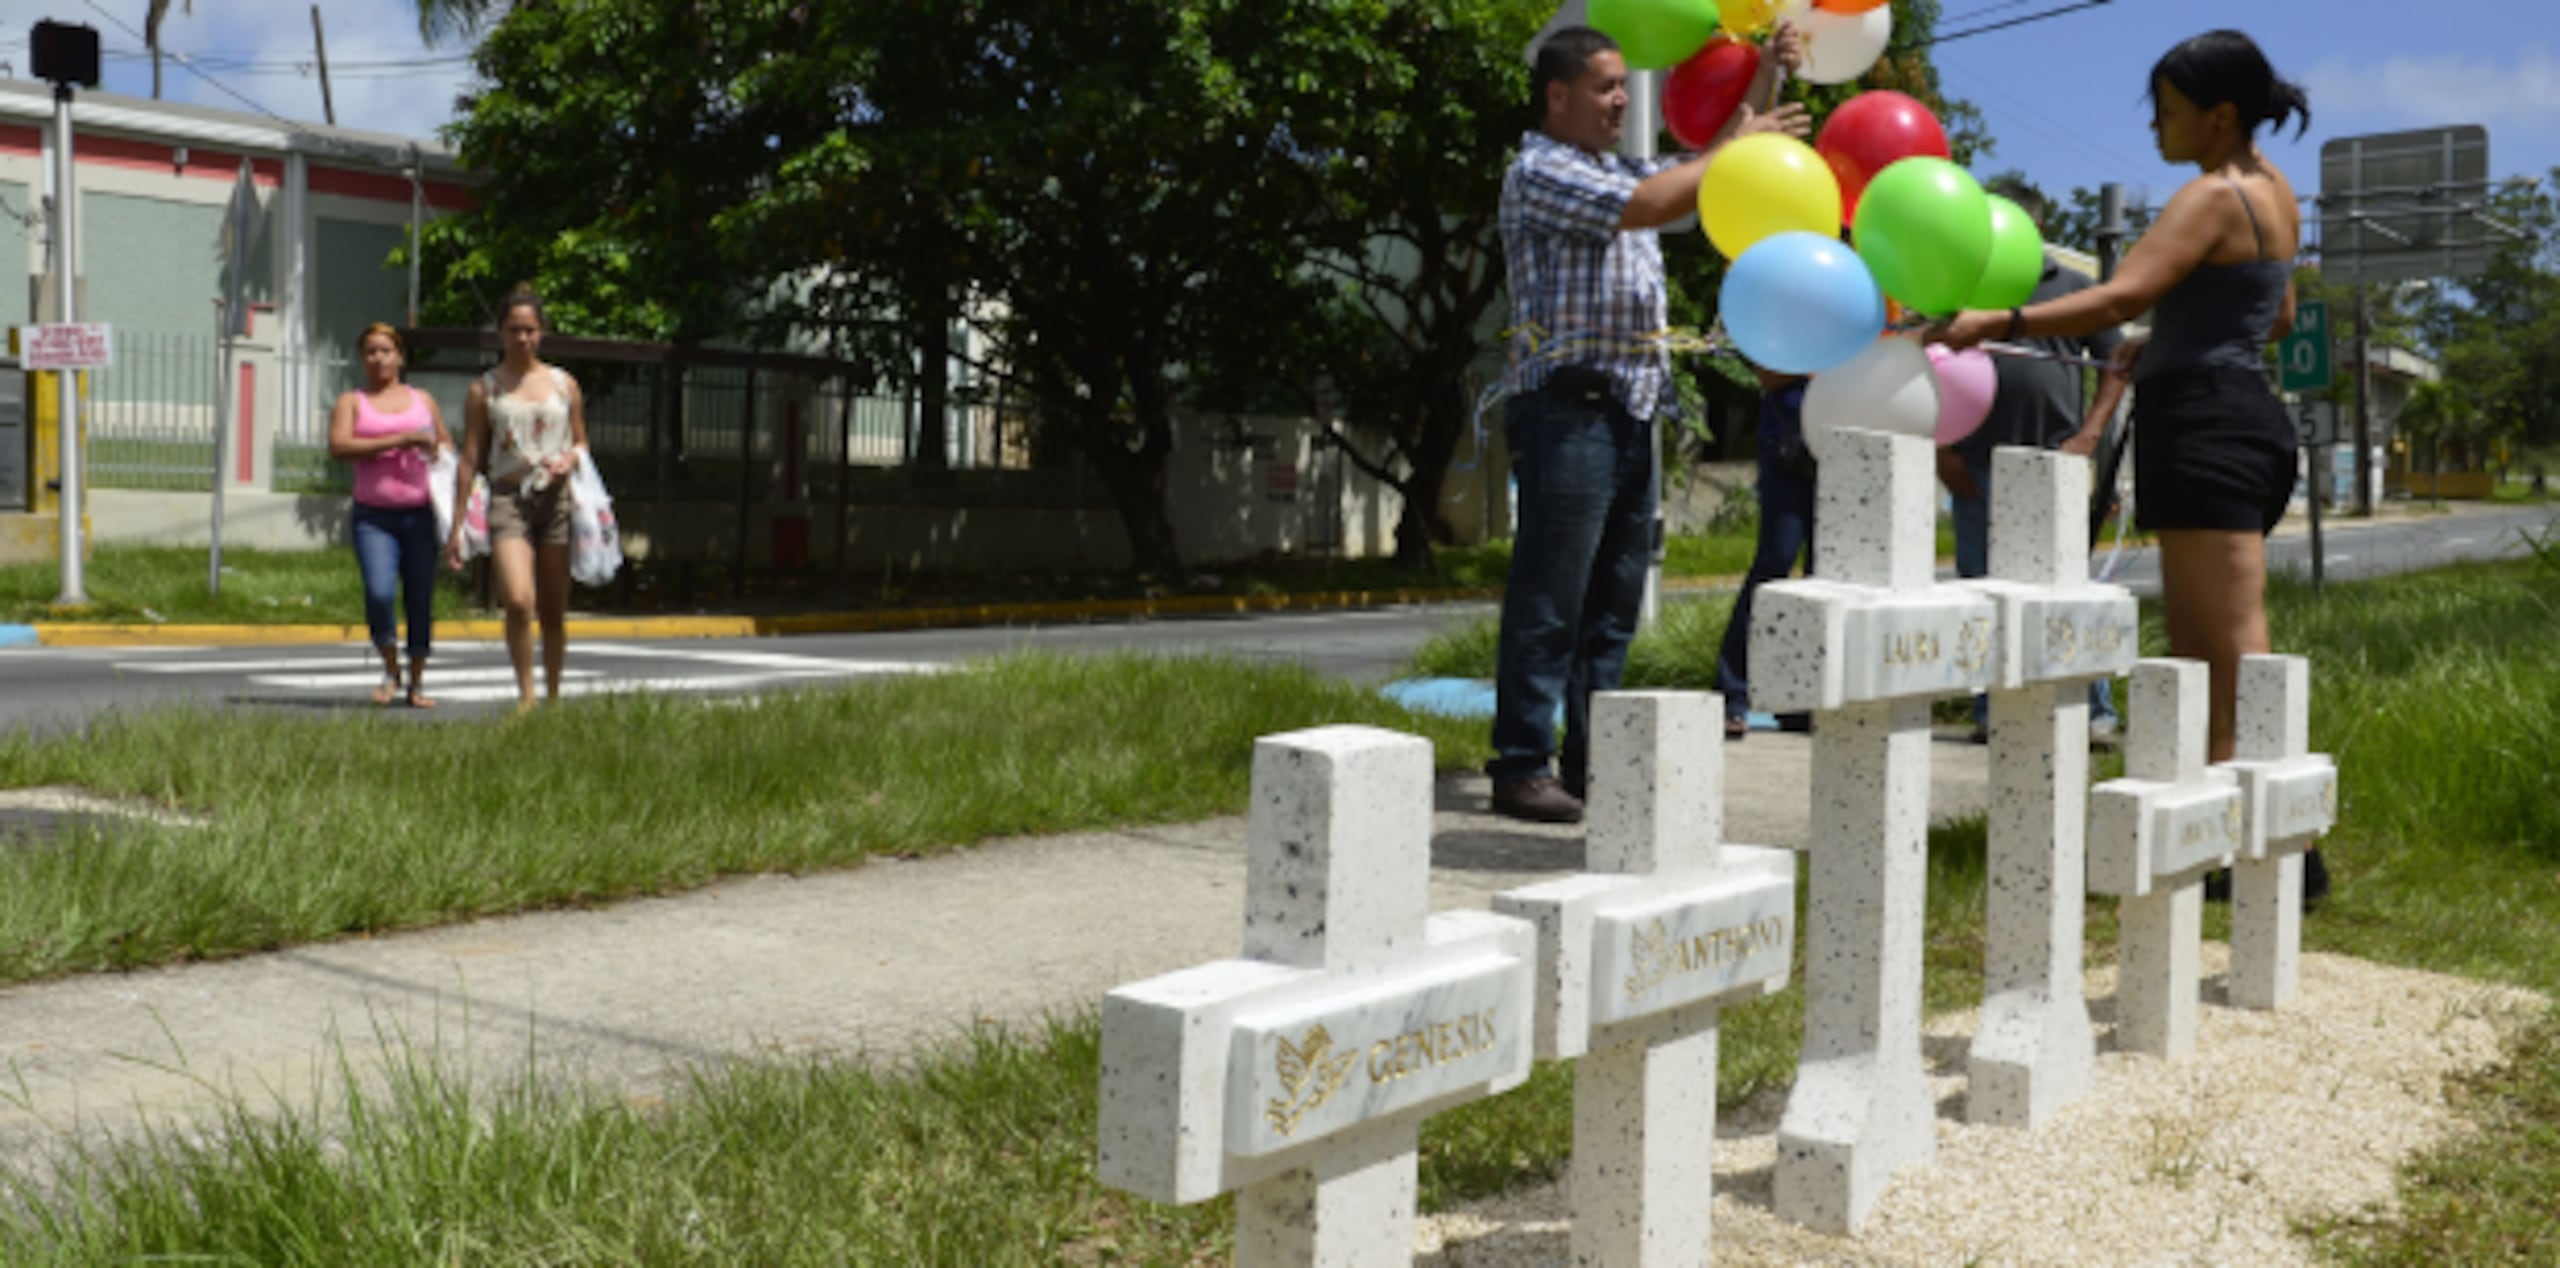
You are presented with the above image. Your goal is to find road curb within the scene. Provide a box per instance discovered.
[0,625,35,648]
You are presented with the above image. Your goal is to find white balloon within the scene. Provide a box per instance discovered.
[1797,4,1892,86]
[1802,335,1940,462]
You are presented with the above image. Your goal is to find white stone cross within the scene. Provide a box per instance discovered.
[1956,447,2138,1128]
[2219,654,2337,1010]
[2088,659,2243,1059]
[1492,691,1796,1267]
[1095,725,1535,1267]
[1749,427,1997,1234]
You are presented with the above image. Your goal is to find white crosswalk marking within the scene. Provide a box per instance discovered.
[110,643,950,705]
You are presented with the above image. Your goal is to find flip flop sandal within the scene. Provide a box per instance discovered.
[372,675,400,707]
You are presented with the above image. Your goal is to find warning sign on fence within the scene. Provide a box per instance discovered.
[17,323,113,371]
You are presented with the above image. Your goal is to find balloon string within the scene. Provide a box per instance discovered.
[1976,339,2117,370]
[1458,324,1732,473]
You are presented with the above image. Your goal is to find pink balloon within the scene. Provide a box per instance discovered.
[1926,344,1997,446]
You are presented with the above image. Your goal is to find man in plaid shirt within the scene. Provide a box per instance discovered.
[1487,24,1806,824]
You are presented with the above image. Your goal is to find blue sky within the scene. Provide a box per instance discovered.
[15,0,2556,211]
[1925,0,2557,213]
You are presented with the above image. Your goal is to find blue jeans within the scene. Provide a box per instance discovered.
[1951,452,2117,728]
[1714,445,1816,720]
[352,502,438,661]
[1488,386,1657,788]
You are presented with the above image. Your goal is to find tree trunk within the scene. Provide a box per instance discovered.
[1067,405,1184,578]
[1389,378,1472,572]
[913,291,952,485]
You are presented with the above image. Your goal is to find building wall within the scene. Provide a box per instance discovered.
[84,191,224,340]
[0,178,27,331]
[311,216,409,356]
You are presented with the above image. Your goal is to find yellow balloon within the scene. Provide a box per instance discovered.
[1698,133,1844,260]
[1720,0,1784,36]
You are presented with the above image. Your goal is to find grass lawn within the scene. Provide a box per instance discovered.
[0,510,1963,627]
[0,558,2551,1261]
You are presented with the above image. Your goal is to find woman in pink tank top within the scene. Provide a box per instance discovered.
[327,322,454,707]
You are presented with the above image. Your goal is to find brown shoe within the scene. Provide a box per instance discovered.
[1491,774,1584,824]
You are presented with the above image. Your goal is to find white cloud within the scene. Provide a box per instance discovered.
[2301,46,2560,136]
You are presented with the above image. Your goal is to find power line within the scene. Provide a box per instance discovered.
[78,0,297,126]
[99,48,477,73]
[1938,0,2043,26]
[1898,0,2117,52]
[1934,57,2162,181]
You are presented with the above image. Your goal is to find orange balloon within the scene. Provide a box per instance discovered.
[1815,0,1891,11]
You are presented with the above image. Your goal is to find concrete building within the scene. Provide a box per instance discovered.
[2,77,470,548]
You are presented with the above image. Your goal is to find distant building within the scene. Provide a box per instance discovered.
[2,78,471,497]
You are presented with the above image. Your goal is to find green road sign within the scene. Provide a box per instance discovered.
[2280,299,2332,392]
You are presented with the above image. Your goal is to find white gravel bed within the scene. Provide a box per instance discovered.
[1417,945,2544,1266]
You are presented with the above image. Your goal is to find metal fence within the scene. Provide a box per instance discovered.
[86,330,220,492]
[86,331,1021,501]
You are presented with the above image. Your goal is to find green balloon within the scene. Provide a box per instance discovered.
[1851,158,1994,316]
[1965,194,2046,310]
[1586,0,1722,72]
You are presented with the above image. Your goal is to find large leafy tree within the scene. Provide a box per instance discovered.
[2421,171,2560,455]
[1249,0,1551,570]
[411,1,821,342]
[723,0,1415,575]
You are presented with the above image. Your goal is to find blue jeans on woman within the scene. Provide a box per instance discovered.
[351,502,438,661]
[1714,436,1816,723]
[1487,382,1657,791]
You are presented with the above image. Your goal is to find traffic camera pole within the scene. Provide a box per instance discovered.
[52,79,85,606]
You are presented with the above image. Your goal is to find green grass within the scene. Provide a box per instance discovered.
[0,655,1485,984]
[0,1017,1233,1266]
[0,517,1961,626]
[0,559,2554,1262]
[0,545,481,627]
[2307,1013,2560,1265]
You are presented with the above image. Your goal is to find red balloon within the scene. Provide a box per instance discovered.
[1664,36,1762,151]
[1816,90,1952,221]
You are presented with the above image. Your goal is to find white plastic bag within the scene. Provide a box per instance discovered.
[460,477,490,561]
[427,447,459,544]
[568,451,623,586]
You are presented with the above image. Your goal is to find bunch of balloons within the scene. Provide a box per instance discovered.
[1591,0,1897,146]
[1693,87,2049,458]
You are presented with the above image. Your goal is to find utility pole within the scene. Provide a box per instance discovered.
[406,144,423,326]
[2351,272,2372,515]
[2093,183,2125,280]
[310,6,336,126]
[1625,68,1665,628]
[33,20,98,607]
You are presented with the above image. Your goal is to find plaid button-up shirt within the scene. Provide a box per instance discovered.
[1499,130,1676,421]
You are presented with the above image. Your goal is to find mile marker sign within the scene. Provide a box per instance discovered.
[20,323,113,372]
[2278,300,2328,393]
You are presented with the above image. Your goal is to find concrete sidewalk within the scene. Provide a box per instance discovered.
[0,730,1995,1160]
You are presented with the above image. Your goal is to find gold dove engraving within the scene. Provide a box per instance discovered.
[1954,616,1995,674]
[2045,615,2079,667]
[1264,1024,1359,1139]
[1623,914,1789,1002]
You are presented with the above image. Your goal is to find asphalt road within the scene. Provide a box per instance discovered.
[2,501,2552,734]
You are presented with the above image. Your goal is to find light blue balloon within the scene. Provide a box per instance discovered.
[1719,231,1887,375]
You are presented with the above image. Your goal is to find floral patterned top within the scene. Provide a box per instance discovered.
[483,366,576,492]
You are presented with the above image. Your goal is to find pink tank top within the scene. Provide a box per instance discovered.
[351,387,436,508]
